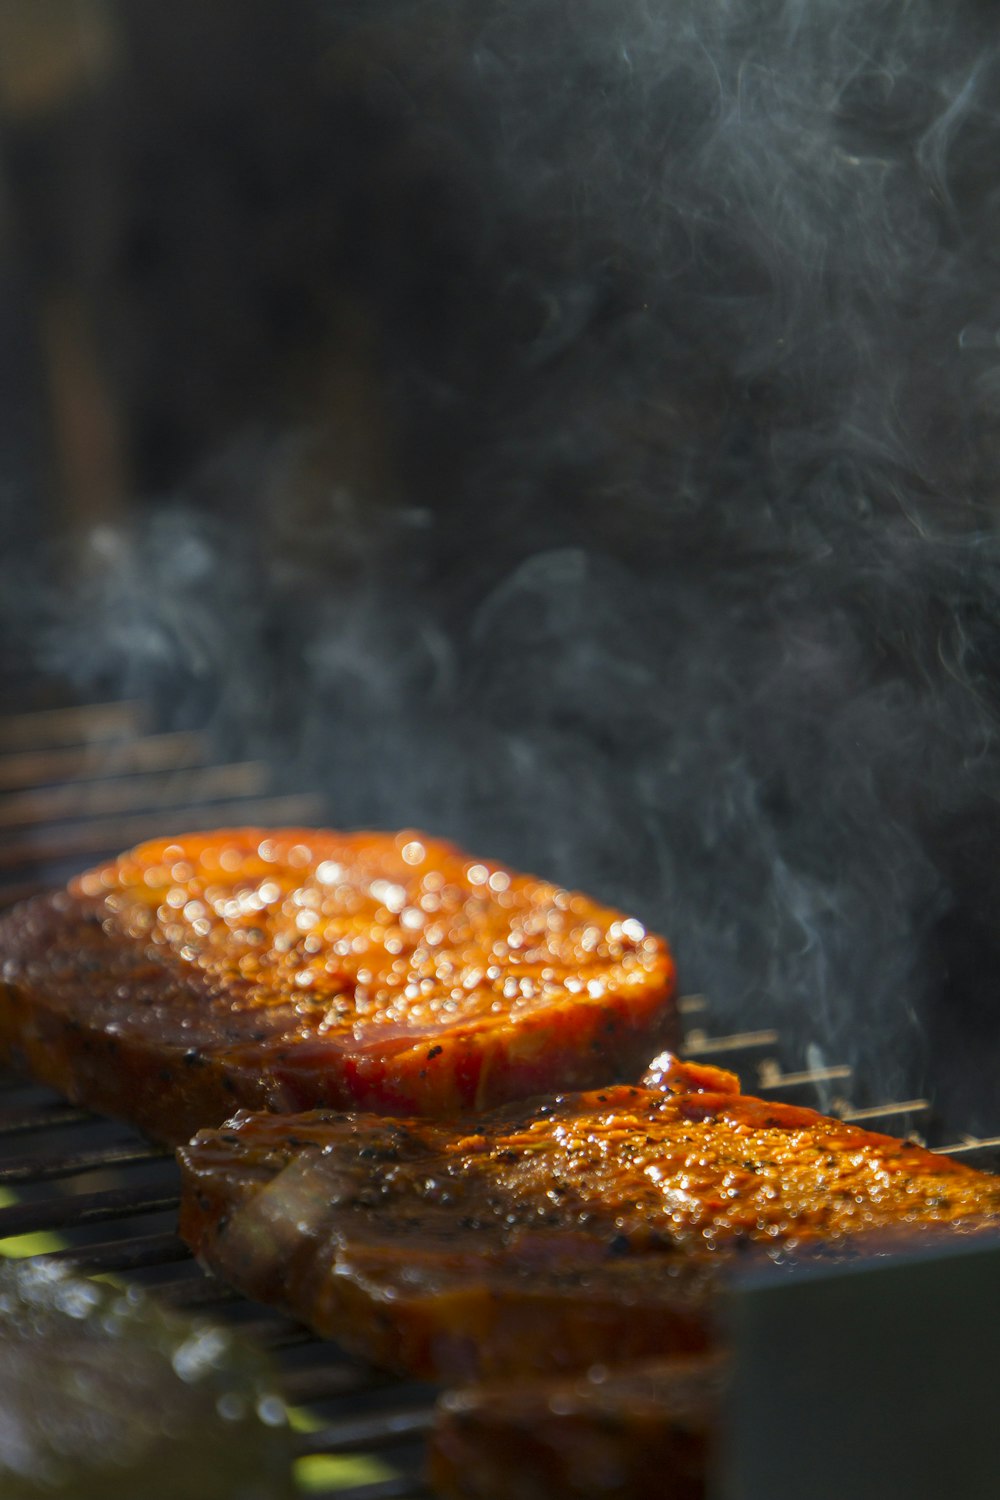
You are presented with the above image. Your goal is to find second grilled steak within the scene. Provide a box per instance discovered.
[0,827,676,1145]
[178,1060,1000,1381]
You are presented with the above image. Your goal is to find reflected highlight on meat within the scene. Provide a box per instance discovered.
[0,827,677,1143]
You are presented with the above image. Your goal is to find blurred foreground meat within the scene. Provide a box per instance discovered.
[178,1059,1000,1382]
[0,827,676,1144]
[0,1259,294,1500]
[429,1354,725,1500]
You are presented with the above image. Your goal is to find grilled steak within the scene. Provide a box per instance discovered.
[0,827,676,1145]
[178,1059,1000,1381]
[429,1355,726,1500]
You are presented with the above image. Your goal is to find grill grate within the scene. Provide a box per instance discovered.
[0,696,325,906]
[0,1074,439,1499]
[0,694,997,1496]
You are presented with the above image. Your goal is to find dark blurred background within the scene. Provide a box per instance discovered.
[2,0,1000,1132]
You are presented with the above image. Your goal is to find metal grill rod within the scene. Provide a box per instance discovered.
[0,761,272,827]
[0,700,145,749]
[685,1028,780,1055]
[294,1410,437,1457]
[0,1140,169,1184]
[46,1230,191,1272]
[0,730,206,790]
[0,1182,179,1234]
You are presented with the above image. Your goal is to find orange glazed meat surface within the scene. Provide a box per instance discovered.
[0,828,677,1144]
[177,1064,1000,1382]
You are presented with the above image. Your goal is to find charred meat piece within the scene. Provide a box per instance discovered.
[180,1206,719,1383]
[428,1355,726,1500]
[0,827,676,1145]
[178,1061,1000,1381]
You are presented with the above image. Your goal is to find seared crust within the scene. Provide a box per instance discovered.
[177,1067,1000,1381]
[0,828,677,1144]
[428,1355,726,1500]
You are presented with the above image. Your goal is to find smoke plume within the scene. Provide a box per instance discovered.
[4,0,1000,1129]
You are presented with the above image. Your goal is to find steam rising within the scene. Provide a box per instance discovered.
[4,0,1000,1127]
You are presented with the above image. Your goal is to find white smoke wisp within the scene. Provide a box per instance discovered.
[4,0,1000,1129]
